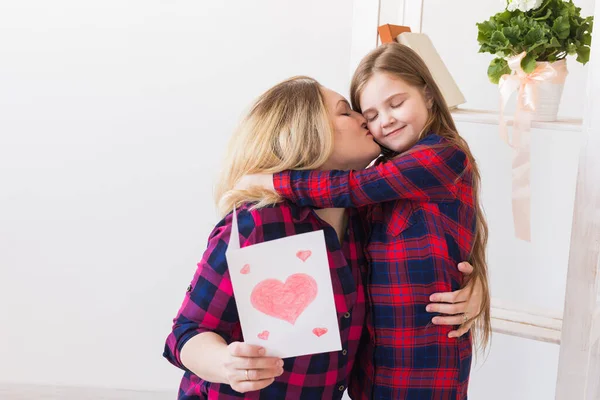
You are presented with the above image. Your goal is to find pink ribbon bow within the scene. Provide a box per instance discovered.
[496,52,567,242]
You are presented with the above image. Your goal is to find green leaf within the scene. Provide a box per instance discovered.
[581,32,592,46]
[576,46,591,64]
[533,8,552,21]
[512,14,529,31]
[521,53,537,73]
[546,49,559,62]
[552,16,571,39]
[488,58,511,84]
[503,26,521,44]
[496,10,514,24]
[491,30,509,46]
[477,20,496,35]
[558,1,575,18]
[478,44,494,53]
[548,36,561,47]
[524,27,545,46]
[576,16,593,40]
[532,0,552,16]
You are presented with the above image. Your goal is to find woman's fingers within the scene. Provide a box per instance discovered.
[427,262,481,338]
[429,288,469,304]
[457,261,474,275]
[426,301,466,315]
[234,366,284,382]
[224,341,283,393]
[431,314,467,326]
[232,356,283,370]
[231,378,276,393]
[227,342,283,370]
[448,320,474,338]
[228,342,266,358]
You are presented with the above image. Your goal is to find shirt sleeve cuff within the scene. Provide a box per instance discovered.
[165,328,231,373]
[273,171,296,202]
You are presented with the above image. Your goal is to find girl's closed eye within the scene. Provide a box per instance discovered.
[391,101,404,108]
[365,114,378,122]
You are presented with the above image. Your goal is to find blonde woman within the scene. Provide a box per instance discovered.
[163,76,482,399]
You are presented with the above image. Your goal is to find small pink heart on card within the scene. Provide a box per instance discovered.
[312,327,328,337]
[296,250,312,262]
[257,330,270,340]
[240,264,251,274]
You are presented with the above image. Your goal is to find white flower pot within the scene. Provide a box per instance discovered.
[530,59,568,122]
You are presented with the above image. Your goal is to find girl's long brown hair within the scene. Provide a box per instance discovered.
[350,43,491,351]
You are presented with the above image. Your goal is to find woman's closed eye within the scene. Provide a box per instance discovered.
[339,105,352,117]
[365,114,378,122]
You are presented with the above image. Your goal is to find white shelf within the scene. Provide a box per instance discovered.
[490,302,563,344]
[451,108,583,133]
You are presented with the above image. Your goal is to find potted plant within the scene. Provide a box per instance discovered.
[476,0,593,121]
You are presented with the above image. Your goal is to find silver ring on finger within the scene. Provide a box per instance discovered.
[463,313,469,323]
[245,369,251,381]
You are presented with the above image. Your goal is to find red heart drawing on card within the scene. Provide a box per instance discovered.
[250,273,318,325]
[312,327,328,337]
[296,250,312,262]
[240,264,251,274]
[257,330,269,340]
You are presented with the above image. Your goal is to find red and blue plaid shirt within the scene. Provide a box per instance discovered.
[274,134,476,399]
[163,202,368,399]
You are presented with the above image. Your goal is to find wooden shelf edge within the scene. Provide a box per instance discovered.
[491,317,561,344]
[491,306,563,331]
[451,108,583,132]
[490,303,563,344]
[491,298,564,319]
[591,308,600,347]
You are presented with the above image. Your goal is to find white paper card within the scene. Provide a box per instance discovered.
[225,209,342,359]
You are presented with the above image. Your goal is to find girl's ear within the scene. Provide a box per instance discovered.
[423,85,434,109]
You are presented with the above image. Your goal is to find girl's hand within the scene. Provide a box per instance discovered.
[426,262,483,338]
[222,342,284,393]
[235,174,274,192]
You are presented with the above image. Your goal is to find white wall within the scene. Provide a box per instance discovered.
[0,0,354,394]
[457,119,581,400]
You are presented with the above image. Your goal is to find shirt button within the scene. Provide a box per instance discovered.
[342,349,347,355]
[344,312,351,319]
[338,385,345,392]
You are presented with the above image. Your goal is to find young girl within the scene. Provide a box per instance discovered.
[243,43,491,399]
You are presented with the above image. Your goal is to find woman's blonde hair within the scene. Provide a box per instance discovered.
[350,43,492,351]
[215,76,334,217]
